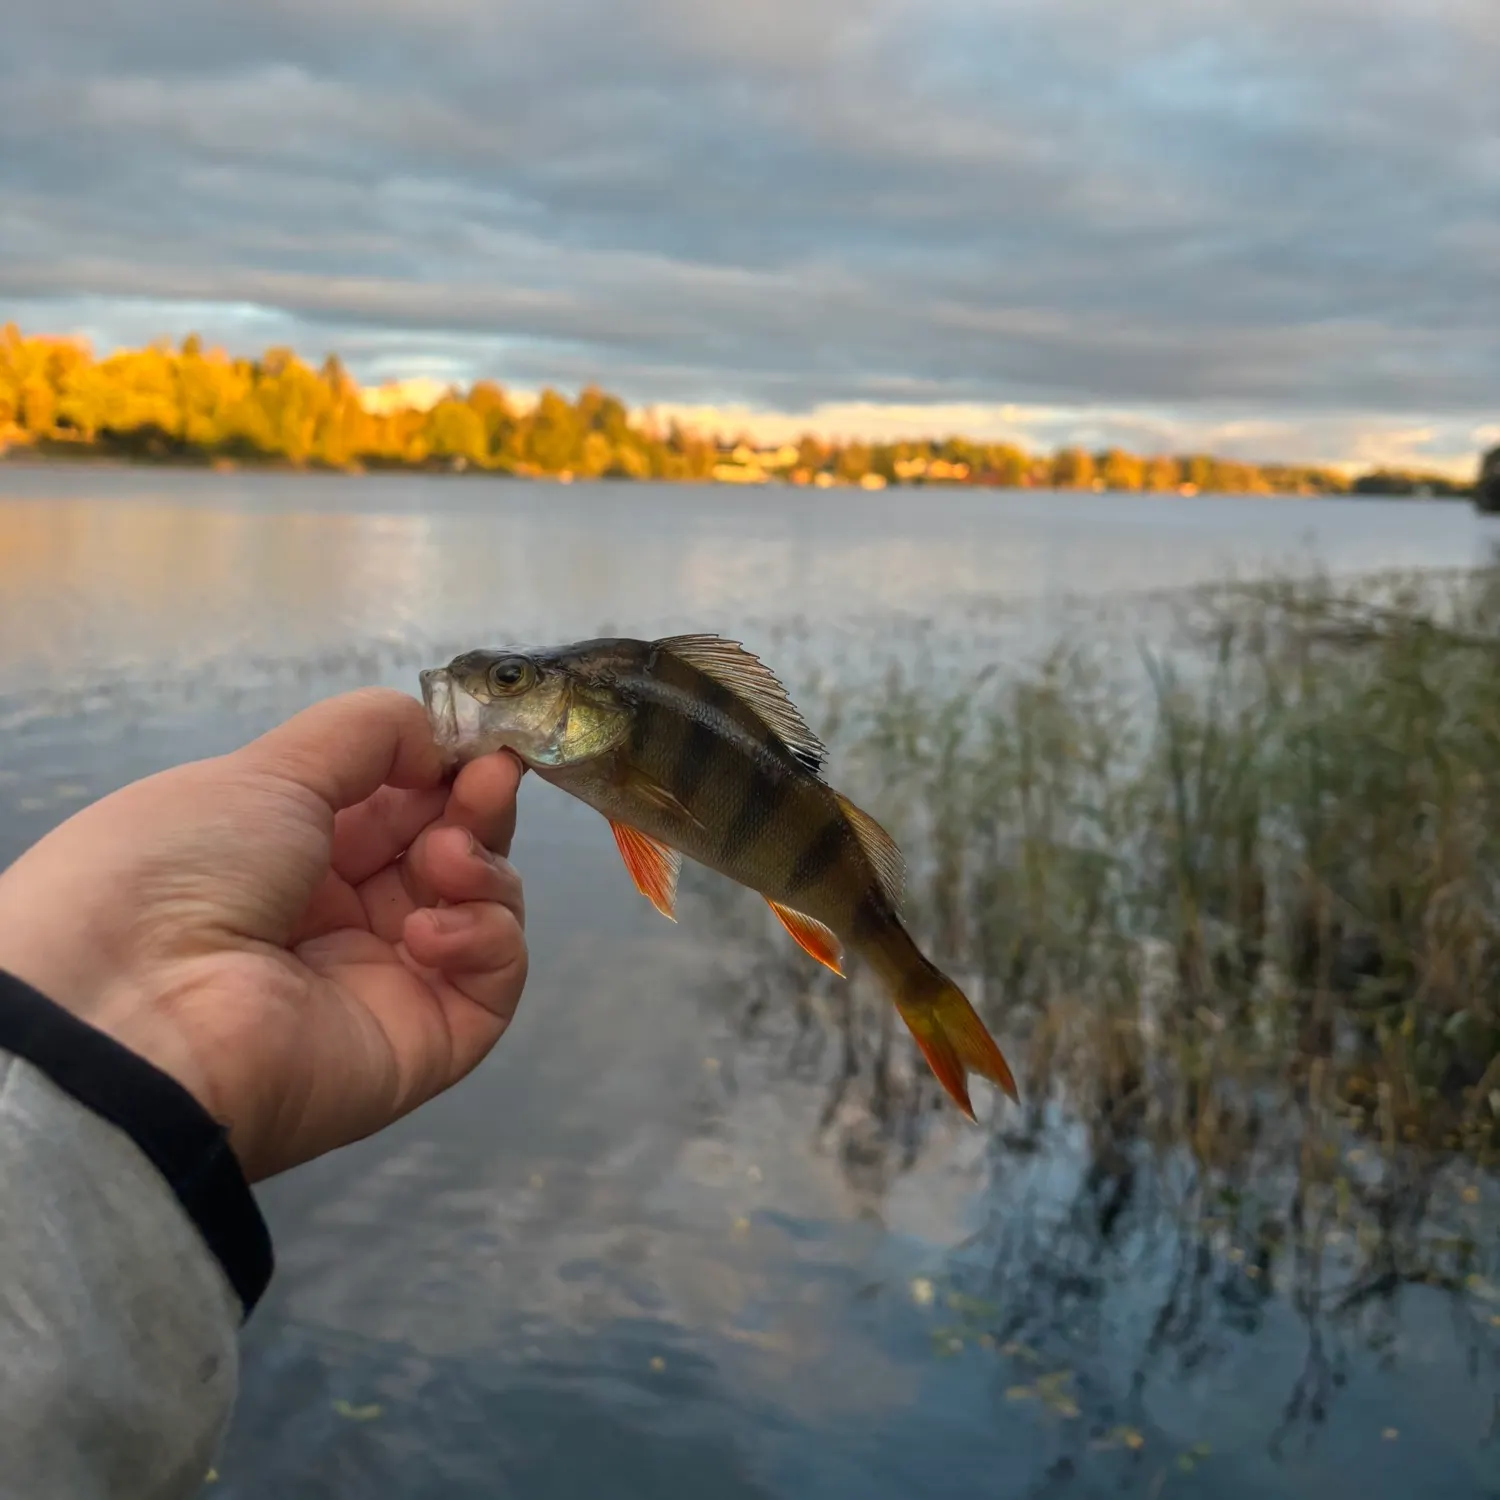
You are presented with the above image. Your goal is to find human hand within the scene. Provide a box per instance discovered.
[0,689,528,1181]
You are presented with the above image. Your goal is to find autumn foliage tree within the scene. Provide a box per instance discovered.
[0,322,1414,497]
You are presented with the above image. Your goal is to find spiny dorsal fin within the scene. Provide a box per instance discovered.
[655,633,826,773]
[833,790,905,911]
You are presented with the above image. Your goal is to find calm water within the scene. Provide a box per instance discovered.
[2,467,1496,1499]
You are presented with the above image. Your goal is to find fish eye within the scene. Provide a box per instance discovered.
[486,657,532,694]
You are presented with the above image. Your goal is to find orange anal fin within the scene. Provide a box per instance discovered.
[767,900,845,976]
[609,821,682,921]
[896,979,1019,1121]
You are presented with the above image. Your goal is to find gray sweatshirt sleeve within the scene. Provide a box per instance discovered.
[0,971,274,1500]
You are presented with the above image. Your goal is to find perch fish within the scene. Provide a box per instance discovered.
[419,634,1017,1118]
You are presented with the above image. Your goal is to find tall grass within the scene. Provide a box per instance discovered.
[794,566,1500,1161]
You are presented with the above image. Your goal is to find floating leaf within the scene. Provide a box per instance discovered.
[909,1277,935,1307]
[332,1400,382,1422]
[649,1356,665,1372]
[1000,1340,1042,1365]
[1382,1427,1399,1441]
[1173,1441,1212,1474]
[1092,1425,1146,1453]
[945,1291,1002,1319]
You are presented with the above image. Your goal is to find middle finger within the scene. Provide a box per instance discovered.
[359,823,524,942]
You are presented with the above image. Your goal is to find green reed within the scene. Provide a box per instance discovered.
[807,566,1500,1167]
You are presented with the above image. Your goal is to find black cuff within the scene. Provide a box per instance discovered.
[0,968,273,1318]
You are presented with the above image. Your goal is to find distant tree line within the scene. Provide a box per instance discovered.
[0,324,1477,498]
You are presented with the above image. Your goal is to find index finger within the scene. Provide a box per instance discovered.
[240,688,445,812]
[444,751,525,857]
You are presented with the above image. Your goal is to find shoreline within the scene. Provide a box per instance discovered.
[0,448,1473,502]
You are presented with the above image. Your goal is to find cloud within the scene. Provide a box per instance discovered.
[1,0,1496,466]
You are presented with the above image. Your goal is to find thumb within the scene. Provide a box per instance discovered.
[239,688,445,812]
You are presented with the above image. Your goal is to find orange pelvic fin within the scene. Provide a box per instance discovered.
[766,899,845,976]
[896,973,1018,1120]
[609,821,682,920]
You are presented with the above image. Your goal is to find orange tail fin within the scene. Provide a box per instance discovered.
[894,965,1018,1120]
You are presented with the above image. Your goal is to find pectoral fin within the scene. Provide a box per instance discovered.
[610,821,683,920]
[620,764,705,828]
[767,899,845,976]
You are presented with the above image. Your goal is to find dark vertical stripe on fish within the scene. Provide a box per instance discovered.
[722,759,786,862]
[629,698,669,760]
[788,817,848,894]
[652,650,734,714]
[671,714,720,805]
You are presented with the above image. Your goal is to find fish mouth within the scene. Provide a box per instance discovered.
[418,667,460,759]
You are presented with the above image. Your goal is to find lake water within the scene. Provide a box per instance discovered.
[2,466,1496,1499]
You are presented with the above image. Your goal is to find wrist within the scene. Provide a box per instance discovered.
[0,967,275,1316]
[0,946,225,1133]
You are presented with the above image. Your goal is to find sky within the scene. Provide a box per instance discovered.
[2,0,1497,473]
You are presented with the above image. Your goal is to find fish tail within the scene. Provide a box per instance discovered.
[892,956,1018,1119]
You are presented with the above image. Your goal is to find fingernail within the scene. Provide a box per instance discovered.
[427,905,478,934]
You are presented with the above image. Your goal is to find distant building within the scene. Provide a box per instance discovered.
[711,460,767,484]
[756,444,800,470]
[925,459,970,481]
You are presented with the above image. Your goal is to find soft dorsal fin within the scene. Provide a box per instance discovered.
[655,633,826,773]
[833,791,905,910]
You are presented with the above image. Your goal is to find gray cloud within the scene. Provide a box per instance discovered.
[2,0,1497,460]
